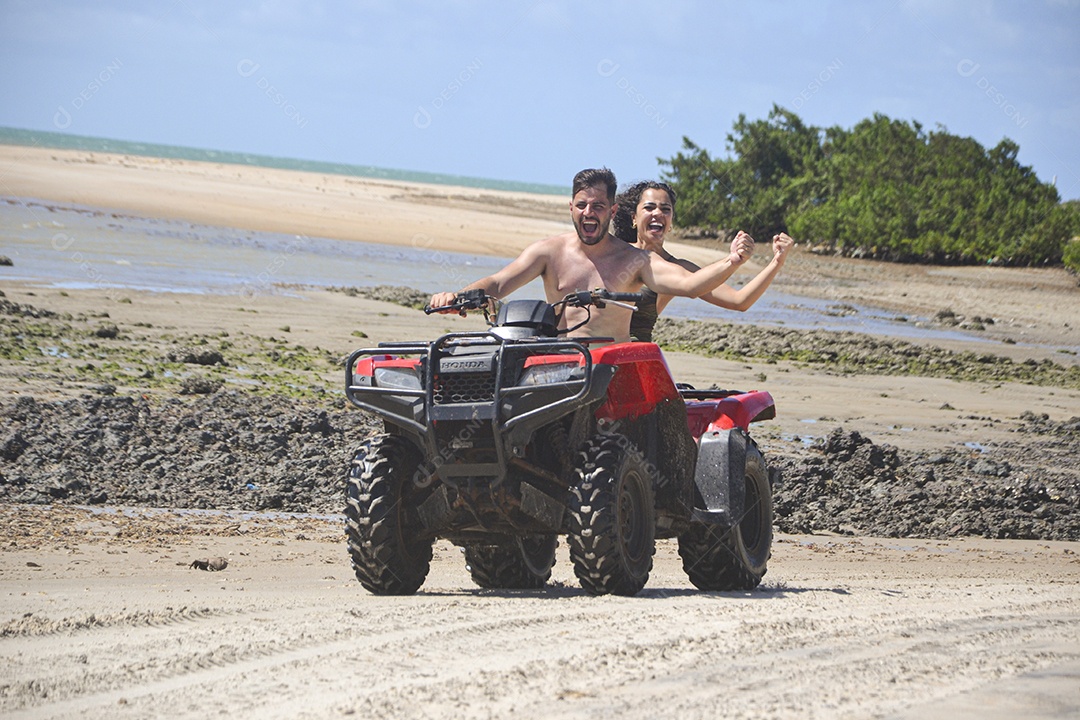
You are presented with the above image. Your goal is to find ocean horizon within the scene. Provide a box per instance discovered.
[0,125,570,197]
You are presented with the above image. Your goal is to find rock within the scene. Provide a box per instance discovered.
[167,347,226,366]
[1,431,29,461]
[190,557,228,571]
[178,377,223,395]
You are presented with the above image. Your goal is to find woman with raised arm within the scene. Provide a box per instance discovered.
[613,180,794,342]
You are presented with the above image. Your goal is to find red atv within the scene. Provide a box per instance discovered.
[344,289,777,596]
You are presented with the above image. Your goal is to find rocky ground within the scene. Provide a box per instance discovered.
[771,418,1080,540]
[654,317,1080,388]
[2,286,1078,542]
[3,390,1077,541]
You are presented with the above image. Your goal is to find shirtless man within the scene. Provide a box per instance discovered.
[429,167,754,343]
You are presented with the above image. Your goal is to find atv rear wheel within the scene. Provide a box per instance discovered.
[345,435,434,595]
[567,434,656,596]
[463,534,558,589]
[678,444,773,591]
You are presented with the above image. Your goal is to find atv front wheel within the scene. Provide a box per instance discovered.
[463,534,558,589]
[567,434,656,596]
[678,444,773,591]
[345,435,434,595]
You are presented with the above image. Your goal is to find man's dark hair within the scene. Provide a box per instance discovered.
[613,180,678,243]
[572,167,617,203]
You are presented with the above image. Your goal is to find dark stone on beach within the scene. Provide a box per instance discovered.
[972,458,1011,477]
[167,347,226,366]
[178,377,223,395]
[1,432,29,461]
[770,425,1080,540]
[0,256,13,266]
[1,298,57,319]
[190,557,228,571]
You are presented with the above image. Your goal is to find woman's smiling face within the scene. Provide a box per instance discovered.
[634,187,675,244]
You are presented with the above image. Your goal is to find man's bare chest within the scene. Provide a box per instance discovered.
[547,248,641,294]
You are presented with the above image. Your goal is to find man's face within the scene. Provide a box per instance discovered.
[570,185,616,246]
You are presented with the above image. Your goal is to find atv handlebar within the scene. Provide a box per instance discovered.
[595,290,643,303]
[425,288,642,314]
[423,288,492,316]
[552,289,642,334]
[564,289,642,311]
[423,288,643,332]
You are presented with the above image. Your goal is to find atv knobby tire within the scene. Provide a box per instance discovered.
[678,444,772,591]
[567,433,656,596]
[345,435,434,595]
[463,534,558,589]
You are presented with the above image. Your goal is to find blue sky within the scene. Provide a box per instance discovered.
[2,0,1078,199]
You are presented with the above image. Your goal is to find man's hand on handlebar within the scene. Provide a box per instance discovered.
[427,291,462,314]
[425,289,495,316]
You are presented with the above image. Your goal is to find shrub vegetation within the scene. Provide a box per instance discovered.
[659,106,1080,270]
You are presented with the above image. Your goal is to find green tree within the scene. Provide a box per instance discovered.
[660,109,1074,266]
[660,105,822,239]
[655,138,732,228]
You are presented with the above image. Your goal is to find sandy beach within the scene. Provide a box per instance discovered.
[2,144,1080,718]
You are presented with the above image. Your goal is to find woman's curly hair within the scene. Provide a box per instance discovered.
[613,180,677,244]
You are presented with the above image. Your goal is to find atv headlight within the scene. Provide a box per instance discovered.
[374,366,422,391]
[519,362,583,386]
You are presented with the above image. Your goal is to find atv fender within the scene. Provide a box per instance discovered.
[691,428,747,527]
[684,390,775,435]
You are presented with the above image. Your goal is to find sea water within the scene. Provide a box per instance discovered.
[0,196,995,344]
[0,197,508,296]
